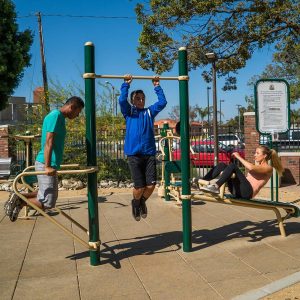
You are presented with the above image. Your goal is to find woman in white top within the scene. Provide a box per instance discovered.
[200,145,283,199]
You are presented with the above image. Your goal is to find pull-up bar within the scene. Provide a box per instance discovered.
[84,41,192,266]
[83,73,189,81]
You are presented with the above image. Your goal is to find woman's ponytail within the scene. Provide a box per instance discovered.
[270,149,284,177]
[258,146,284,177]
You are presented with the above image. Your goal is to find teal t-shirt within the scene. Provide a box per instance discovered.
[36,109,66,168]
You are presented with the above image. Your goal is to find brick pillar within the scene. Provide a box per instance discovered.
[0,125,10,158]
[243,111,300,185]
[243,112,259,161]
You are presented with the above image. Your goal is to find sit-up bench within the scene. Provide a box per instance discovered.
[162,160,300,237]
[193,178,300,237]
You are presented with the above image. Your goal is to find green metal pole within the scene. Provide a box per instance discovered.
[178,47,191,252]
[273,138,279,202]
[162,123,171,201]
[84,42,100,266]
[269,135,274,202]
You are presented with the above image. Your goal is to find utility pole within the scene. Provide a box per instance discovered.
[36,12,50,114]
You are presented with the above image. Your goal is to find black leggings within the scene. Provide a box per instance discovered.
[203,163,253,199]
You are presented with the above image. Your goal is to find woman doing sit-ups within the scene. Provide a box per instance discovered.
[200,145,284,199]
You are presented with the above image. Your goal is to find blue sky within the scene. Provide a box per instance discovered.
[13,0,278,121]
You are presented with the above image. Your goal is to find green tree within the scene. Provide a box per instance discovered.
[135,0,300,89]
[194,104,208,123]
[0,0,33,110]
[247,43,300,104]
[168,104,198,121]
[291,108,300,123]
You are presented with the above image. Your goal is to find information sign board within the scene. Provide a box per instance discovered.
[255,79,290,134]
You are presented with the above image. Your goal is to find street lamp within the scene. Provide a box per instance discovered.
[207,86,211,127]
[236,104,242,132]
[205,52,219,166]
[105,81,115,115]
[115,92,120,115]
[219,99,225,124]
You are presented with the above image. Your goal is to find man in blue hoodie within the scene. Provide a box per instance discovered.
[119,74,167,221]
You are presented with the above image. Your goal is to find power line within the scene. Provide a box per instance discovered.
[17,13,136,20]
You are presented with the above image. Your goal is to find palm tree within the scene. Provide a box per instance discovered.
[194,105,208,124]
[291,108,300,123]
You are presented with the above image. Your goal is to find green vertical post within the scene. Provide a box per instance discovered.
[269,135,274,202]
[84,42,100,266]
[162,123,171,201]
[178,47,191,252]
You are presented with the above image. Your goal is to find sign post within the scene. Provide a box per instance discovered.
[254,79,290,201]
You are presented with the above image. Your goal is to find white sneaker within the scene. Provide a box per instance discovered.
[200,184,219,194]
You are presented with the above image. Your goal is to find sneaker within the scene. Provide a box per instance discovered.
[191,177,199,188]
[191,177,210,189]
[4,193,23,222]
[191,177,202,189]
[131,199,141,221]
[140,197,147,219]
[4,193,19,216]
[200,184,219,194]
[10,200,23,222]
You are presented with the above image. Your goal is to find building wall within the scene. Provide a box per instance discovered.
[0,125,10,158]
[244,112,300,185]
[0,96,30,125]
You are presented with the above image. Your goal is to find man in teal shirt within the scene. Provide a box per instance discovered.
[4,96,84,221]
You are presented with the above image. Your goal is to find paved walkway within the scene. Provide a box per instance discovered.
[1,186,300,299]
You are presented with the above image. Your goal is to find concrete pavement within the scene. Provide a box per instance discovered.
[1,187,300,299]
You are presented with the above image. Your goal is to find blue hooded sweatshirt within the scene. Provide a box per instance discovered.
[119,82,167,156]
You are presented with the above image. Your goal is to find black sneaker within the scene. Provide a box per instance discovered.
[131,199,141,221]
[4,193,19,216]
[10,199,23,222]
[4,193,23,222]
[140,197,147,219]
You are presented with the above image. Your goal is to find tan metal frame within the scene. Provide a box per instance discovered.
[158,132,297,237]
[13,165,99,250]
[192,179,297,237]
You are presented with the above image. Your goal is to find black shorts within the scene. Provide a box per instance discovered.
[127,155,157,188]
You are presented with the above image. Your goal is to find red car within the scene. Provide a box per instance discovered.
[172,141,245,167]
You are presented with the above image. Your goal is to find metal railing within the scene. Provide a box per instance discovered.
[12,124,300,180]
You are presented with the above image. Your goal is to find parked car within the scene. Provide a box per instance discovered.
[172,141,245,167]
[204,134,244,148]
[259,131,300,152]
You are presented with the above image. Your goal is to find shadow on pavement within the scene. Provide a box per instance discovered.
[65,220,300,268]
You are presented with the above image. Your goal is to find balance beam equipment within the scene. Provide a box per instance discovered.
[12,165,100,250]
[193,181,300,237]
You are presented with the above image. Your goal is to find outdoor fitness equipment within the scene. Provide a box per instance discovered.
[13,165,99,248]
[158,123,201,205]
[14,133,40,218]
[194,181,300,237]
[159,130,300,237]
[83,41,192,257]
